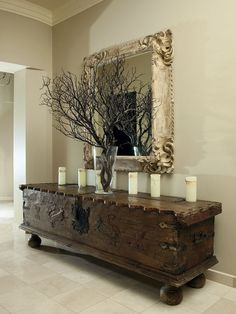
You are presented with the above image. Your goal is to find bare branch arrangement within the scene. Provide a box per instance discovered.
[116,85,153,156]
[41,55,153,192]
[41,55,152,155]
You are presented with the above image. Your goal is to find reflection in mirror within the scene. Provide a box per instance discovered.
[97,52,152,157]
[83,30,174,174]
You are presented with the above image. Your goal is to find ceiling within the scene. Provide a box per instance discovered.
[18,0,69,11]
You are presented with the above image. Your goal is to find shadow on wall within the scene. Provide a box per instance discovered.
[173,20,207,173]
[52,0,113,182]
[197,174,236,276]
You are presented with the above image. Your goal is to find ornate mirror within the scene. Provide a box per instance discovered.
[83,30,174,174]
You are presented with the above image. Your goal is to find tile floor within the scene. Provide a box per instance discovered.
[0,201,236,314]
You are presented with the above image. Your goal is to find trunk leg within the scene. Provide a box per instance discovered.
[28,234,41,248]
[160,284,183,305]
[187,273,206,288]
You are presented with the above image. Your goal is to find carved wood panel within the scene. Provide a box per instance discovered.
[20,184,221,287]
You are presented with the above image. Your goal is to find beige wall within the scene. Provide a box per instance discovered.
[0,74,14,199]
[14,69,53,223]
[0,10,53,220]
[52,0,236,276]
[0,10,52,73]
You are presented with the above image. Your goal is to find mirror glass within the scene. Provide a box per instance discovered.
[97,52,152,157]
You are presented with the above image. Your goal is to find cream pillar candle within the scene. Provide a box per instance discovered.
[58,167,66,185]
[185,176,197,202]
[95,170,103,191]
[128,172,138,195]
[150,174,161,197]
[78,169,87,188]
[112,171,117,189]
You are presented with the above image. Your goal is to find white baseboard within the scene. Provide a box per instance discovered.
[206,269,236,287]
[0,197,13,201]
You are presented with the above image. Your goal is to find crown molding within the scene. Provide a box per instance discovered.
[0,0,52,25]
[0,0,104,26]
[52,0,104,26]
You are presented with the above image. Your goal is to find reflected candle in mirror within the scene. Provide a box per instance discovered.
[58,167,66,185]
[128,172,138,194]
[185,176,197,202]
[112,171,117,189]
[150,174,161,197]
[95,170,103,191]
[78,169,87,188]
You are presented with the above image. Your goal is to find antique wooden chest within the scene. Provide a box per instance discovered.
[19,183,222,305]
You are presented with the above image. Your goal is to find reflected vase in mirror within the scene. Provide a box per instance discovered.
[93,146,118,194]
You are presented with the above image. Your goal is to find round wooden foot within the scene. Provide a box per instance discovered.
[28,234,41,248]
[187,273,206,289]
[160,285,183,305]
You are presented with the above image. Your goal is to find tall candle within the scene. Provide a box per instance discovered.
[96,170,103,191]
[150,174,161,197]
[112,171,117,189]
[185,176,197,202]
[128,172,138,195]
[78,169,87,188]
[58,167,66,185]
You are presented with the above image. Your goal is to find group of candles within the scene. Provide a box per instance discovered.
[58,167,105,189]
[128,173,197,202]
[128,172,161,197]
[58,167,197,202]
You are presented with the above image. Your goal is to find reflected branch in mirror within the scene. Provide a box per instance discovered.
[40,55,152,157]
[83,30,174,173]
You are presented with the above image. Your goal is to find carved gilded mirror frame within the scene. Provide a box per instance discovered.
[83,29,174,174]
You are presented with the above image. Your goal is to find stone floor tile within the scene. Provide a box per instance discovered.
[83,272,138,297]
[224,287,236,302]
[14,300,74,314]
[0,275,27,295]
[0,286,50,313]
[111,282,159,312]
[204,297,236,314]
[31,274,80,297]
[79,299,138,314]
[0,305,10,314]
[53,286,107,313]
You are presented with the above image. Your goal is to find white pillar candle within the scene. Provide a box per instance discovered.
[150,174,161,197]
[185,176,197,202]
[58,167,66,185]
[78,169,87,188]
[96,170,103,191]
[128,172,138,195]
[112,171,117,189]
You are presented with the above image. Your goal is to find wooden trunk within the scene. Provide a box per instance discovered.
[19,184,221,290]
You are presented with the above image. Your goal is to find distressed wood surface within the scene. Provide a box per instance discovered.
[20,183,221,291]
[20,224,218,288]
[20,183,222,226]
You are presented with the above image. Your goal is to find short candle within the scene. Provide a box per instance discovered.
[185,176,197,202]
[128,172,138,195]
[96,170,103,191]
[58,167,66,185]
[150,174,161,197]
[112,171,117,189]
[78,169,87,188]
